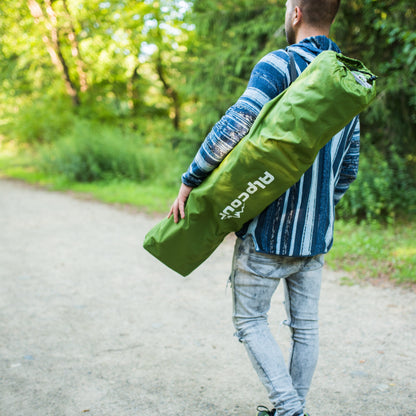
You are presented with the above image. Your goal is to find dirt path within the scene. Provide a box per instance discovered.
[1,178,415,416]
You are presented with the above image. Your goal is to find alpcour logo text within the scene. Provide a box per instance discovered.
[219,171,275,220]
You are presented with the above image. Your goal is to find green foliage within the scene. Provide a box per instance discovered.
[0,0,193,127]
[38,119,173,183]
[3,95,74,144]
[0,0,55,98]
[333,0,416,219]
[184,0,285,137]
[337,139,416,221]
[0,147,178,213]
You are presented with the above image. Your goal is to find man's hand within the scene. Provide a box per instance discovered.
[168,183,193,223]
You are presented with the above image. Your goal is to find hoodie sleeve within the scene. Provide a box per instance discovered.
[334,118,360,205]
[182,51,292,187]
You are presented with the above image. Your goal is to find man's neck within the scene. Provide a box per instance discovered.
[295,26,330,43]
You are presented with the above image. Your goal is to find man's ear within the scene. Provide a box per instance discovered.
[293,6,303,26]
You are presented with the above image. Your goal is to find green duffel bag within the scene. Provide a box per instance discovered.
[143,51,377,276]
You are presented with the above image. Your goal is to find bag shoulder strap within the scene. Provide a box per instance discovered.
[287,51,298,84]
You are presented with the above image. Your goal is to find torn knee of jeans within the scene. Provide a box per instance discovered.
[284,317,319,332]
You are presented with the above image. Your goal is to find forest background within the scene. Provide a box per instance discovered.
[0,0,415,284]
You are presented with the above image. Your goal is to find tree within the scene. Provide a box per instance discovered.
[27,0,81,106]
[333,0,416,157]
[332,0,416,218]
[0,0,194,127]
[183,0,285,138]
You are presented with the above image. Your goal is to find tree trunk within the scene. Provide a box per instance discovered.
[127,63,141,116]
[27,0,80,106]
[156,54,180,130]
[62,0,88,93]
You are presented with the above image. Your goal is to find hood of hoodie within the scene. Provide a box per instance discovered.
[286,35,341,63]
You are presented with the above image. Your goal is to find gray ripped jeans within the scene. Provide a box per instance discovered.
[230,237,324,416]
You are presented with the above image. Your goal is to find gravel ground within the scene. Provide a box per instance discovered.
[0,178,415,416]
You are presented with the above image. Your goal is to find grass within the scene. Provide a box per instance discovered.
[68,180,177,213]
[0,144,177,213]
[1,143,415,286]
[326,220,416,286]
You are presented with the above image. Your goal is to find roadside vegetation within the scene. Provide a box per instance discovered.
[327,220,416,286]
[0,0,415,285]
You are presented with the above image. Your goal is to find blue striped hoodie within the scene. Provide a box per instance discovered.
[182,36,360,257]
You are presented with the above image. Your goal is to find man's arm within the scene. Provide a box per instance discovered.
[334,117,360,205]
[169,51,292,222]
[182,51,292,187]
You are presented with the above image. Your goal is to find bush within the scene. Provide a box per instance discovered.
[6,96,75,144]
[39,119,175,183]
[337,141,416,221]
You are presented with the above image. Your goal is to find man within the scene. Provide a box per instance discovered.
[169,1,359,415]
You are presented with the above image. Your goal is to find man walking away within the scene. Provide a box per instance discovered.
[169,1,359,415]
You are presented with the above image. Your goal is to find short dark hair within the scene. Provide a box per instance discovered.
[295,0,341,27]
